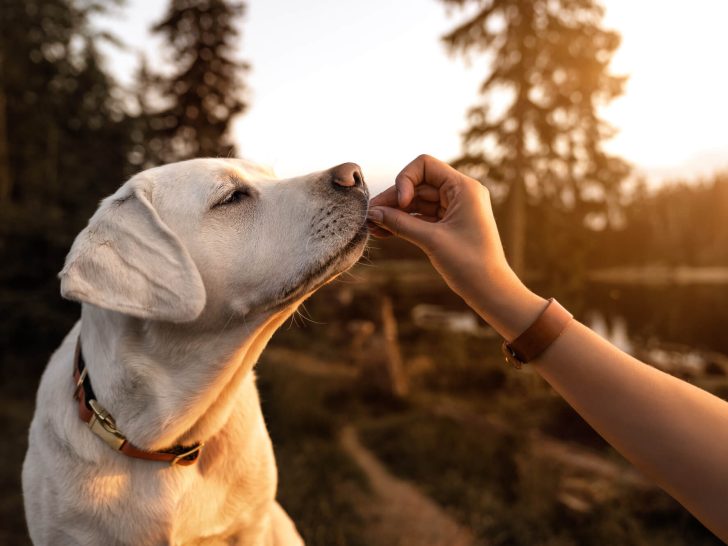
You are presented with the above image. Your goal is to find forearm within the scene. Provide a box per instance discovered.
[540,321,728,539]
[472,279,728,541]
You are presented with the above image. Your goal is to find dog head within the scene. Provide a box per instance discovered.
[59,158,369,323]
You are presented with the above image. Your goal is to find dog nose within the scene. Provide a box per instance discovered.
[330,162,364,188]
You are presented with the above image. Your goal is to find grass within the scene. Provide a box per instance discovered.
[256,349,371,546]
[357,409,723,546]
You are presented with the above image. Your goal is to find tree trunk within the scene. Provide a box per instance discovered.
[379,295,409,399]
[505,176,526,276]
[0,86,12,202]
[46,121,59,202]
[506,111,527,277]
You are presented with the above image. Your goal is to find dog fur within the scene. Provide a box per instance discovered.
[22,158,369,545]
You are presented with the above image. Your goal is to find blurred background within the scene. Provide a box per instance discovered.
[2,0,728,544]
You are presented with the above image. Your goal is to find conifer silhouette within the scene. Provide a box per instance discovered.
[443,0,630,275]
[149,0,249,162]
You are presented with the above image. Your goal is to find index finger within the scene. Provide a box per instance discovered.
[395,154,462,208]
[369,185,398,208]
[369,183,440,208]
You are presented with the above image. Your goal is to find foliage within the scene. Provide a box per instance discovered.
[442,0,630,275]
[0,0,133,368]
[0,0,252,362]
[134,0,249,166]
[257,354,369,546]
[0,0,132,204]
[590,172,728,268]
[359,411,722,545]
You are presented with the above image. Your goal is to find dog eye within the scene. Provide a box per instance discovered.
[216,189,248,207]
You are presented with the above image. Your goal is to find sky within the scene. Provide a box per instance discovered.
[98,0,728,195]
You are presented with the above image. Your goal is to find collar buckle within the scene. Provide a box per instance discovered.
[88,399,126,451]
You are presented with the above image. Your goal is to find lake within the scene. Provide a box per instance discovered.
[582,282,728,356]
[345,261,728,373]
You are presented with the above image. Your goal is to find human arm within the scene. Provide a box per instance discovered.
[367,154,728,541]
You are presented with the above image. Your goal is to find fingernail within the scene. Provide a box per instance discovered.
[367,207,384,224]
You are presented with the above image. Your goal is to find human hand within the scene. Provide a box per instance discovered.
[367,155,545,339]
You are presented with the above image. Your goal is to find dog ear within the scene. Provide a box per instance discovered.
[59,178,207,322]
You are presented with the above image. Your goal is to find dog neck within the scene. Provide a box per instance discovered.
[78,302,300,451]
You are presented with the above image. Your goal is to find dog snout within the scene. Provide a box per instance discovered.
[329,162,365,189]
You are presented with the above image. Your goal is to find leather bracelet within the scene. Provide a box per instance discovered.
[501,298,573,369]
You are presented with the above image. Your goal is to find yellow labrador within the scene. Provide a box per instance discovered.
[22,158,369,545]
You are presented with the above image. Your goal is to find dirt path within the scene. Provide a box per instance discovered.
[340,425,477,546]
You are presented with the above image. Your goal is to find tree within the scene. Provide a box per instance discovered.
[146,0,249,163]
[442,0,630,276]
[1,0,78,204]
[0,83,10,202]
[129,55,160,169]
[0,0,127,204]
[0,0,132,370]
[58,38,134,211]
[594,173,728,269]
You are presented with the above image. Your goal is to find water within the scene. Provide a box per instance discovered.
[581,283,728,356]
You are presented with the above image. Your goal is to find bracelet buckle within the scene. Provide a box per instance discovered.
[501,341,525,369]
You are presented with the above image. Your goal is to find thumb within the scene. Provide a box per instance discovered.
[367,206,434,248]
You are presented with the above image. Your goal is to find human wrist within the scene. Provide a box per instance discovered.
[471,268,548,341]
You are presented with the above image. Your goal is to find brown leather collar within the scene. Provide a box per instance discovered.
[73,337,203,466]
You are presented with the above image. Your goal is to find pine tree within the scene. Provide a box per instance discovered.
[148,0,249,162]
[0,0,132,367]
[129,55,160,169]
[0,0,128,207]
[0,80,11,202]
[59,38,133,211]
[442,0,630,276]
[1,0,78,204]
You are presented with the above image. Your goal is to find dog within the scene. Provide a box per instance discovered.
[22,158,369,545]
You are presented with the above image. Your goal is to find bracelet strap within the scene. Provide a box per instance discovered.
[501,298,573,368]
